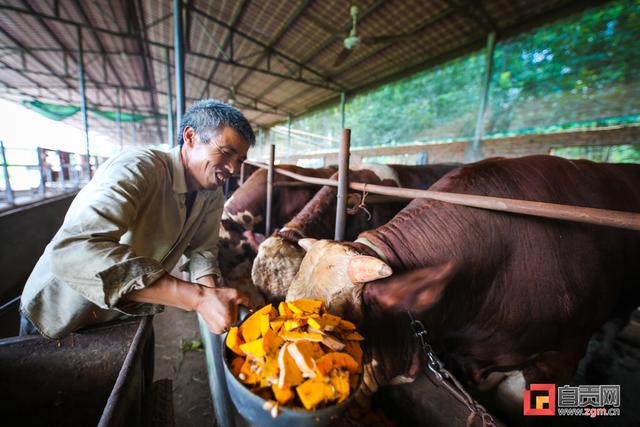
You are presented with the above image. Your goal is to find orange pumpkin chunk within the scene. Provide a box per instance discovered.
[242,304,274,342]
[287,299,324,314]
[272,384,295,405]
[287,341,317,377]
[316,352,359,375]
[330,370,350,403]
[239,338,265,359]
[225,326,245,356]
[296,376,332,410]
[277,343,304,388]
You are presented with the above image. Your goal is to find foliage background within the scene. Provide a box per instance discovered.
[250,0,640,163]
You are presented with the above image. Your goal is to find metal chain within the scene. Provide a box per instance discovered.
[407,311,498,427]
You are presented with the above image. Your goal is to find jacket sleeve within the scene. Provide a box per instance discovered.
[180,189,225,280]
[49,154,166,313]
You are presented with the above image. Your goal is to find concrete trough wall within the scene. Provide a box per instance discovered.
[0,193,76,335]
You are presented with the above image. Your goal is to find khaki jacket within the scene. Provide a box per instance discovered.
[20,146,224,338]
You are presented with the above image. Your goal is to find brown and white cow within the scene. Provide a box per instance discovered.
[285,155,640,418]
[252,164,459,300]
[218,164,336,280]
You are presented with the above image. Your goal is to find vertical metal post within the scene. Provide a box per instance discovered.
[465,32,496,163]
[165,47,175,147]
[335,129,351,241]
[77,26,91,178]
[173,0,185,126]
[117,88,123,149]
[287,115,292,159]
[36,147,46,196]
[239,162,246,185]
[265,144,275,235]
[1,140,14,205]
[132,123,137,146]
[340,92,346,130]
[57,150,66,188]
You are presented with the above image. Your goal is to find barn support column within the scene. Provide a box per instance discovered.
[465,31,496,163]
[76,26,91,178]
[1,140,14,205]
[265,144,275,235]
[165,47,175,147]
[287,115,292,160]
[340,92,346,129]
[335,129,351,241]
[173,0,185,126]
[116,88,123,149]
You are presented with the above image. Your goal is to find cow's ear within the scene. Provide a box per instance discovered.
[298,238,318,251]
[364,262,457,313]
[347,256,392,283]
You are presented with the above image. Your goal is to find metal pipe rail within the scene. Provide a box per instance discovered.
[243,160,640,232]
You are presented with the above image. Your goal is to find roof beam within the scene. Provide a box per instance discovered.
[128,0,164,143]
[147,56,294,117]
[254,0,386,101]
[199,0,248,98]
[441,0,496,33]
[71,0,139,113]
[20,0,116,106]
[232,0,312,92]
[328,8,455,80]
[0,26,75,92]
[187,4,344,92]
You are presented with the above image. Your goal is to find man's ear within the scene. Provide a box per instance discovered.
[183,126,196,148]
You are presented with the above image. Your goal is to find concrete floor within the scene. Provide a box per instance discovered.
[153,306,215,427]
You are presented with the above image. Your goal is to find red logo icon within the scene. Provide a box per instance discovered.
[524,384,556,416]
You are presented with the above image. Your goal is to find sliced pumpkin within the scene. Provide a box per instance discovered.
[344,341,363,366]
[262,329,284,355]
[287,299,323,314]
[296,376,332,410]
[270,318,285,333]
[239,338,265,359]
[284,318,307,331]
[330,369,350,403]
[286,341,317,377]
[339,319,356,331]
[280,331,323,342]
[342,330,365,341]
[278,301,293,317]
[272,384,295,405]
[238,359,260,385]
[225,326,245,356]
[242,304,274,342]
[277,343,304,388]
[316,352,359,376]
[260,314,272,336]
[230,356,244,377]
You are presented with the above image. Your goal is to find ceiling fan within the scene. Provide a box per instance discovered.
[333,5,424,67]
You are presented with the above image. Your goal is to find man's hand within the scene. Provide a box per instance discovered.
[193,286,251,334]
[123,273,251,334]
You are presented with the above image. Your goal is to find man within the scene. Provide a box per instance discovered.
[20,99,254,339]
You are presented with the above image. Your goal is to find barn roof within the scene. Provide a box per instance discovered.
[0,0,599,145]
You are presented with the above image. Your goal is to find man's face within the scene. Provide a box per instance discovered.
[182,126,250,191]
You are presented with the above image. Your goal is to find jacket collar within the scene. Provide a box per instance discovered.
[169,145,189,194]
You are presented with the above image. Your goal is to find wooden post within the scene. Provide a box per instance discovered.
[465,32,496,163]
[335,129,351,240]
[265,144,275,235]
[239,162,246,185]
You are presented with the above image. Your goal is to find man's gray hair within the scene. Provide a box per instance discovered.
[178,99,256,146]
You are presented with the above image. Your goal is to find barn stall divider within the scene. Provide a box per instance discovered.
[202,129,640,427]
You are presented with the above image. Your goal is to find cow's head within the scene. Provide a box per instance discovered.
[286,238,393,323]
[287,238,458,391]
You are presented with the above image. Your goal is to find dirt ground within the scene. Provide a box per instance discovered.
[153,307,215,427]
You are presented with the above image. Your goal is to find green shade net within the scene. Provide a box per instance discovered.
[22,100,80,121]
[21,100,155,122]
[90,109,150,122]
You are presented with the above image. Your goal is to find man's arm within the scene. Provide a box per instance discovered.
[123,273,249,334]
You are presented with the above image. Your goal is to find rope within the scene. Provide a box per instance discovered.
[346,184,372,220]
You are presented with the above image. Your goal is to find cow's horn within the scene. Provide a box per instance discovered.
[348,256,392,283]
[298,238,318,251]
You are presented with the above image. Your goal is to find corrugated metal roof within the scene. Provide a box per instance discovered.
[0,0,596,146]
